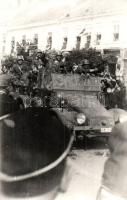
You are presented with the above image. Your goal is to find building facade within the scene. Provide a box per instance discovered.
[1,0,127,75]
[1,0,127,99]
[1,1,127,54]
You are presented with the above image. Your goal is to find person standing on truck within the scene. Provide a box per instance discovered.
[103,63,110,78]
[37,58,45,88]
[81,59,90,74]
[55,52,66,73]
[37,52,52,90]
[11,56,24,79]
[81,59,99,76]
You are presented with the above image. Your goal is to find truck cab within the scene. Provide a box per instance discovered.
[50,73,114,138]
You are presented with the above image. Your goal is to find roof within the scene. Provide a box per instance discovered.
[8,0,127,28]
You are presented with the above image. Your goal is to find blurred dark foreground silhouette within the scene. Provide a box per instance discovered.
[0,107,73,200]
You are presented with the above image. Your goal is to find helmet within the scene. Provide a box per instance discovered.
[0,107,74,199]
[62,51,70,57]
[82,59,89,65]
[57,51,62,56]
[36,49,42,53]
[17,55,24,61]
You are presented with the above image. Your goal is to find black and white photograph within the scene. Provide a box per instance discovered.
[0,0,127,199]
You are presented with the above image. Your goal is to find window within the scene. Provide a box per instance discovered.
[113,24,119,41]
[2,34,6,54]
[22,35,26,46]
[114,33,119,41]
[11,36,15,54]
[27,34,38,51]
[33,34,38,45]
[85,35,91,48]
[61,37,68,50]
[96,34,101,45]
[76,36,81,50]
[46,32,52,50]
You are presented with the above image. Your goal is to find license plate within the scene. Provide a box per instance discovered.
[101,128,112,133]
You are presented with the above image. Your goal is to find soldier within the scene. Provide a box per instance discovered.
[0,73,22,116]
[37,53,52,90]
[11,56,24,78]
[37,58,45,88]
[97,118,127,200]
[36,49,43,59]
[0,107,74,200]
[54,52,64,73]
[36,50,48,66]
[80,59,91,75]
[103,63,110,78]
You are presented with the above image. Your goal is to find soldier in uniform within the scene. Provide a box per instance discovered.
[0,73,22,116]
[37,51,52,90]
[11,56,24,78]
[36,49,43,59]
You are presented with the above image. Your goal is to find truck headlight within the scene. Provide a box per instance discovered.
[119,115,127,123]
[57,93,62,98]
[77,113,86,125]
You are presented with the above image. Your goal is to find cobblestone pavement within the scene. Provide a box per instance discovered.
[0,138,109,200]
[56,138,109,200]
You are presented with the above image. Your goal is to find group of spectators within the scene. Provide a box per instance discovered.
[100,64,126,108]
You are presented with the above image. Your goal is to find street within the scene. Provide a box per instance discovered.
[56,137,109,200]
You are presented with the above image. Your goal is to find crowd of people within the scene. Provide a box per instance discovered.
[100,63,126,108]
[0,48,126,109]
[1,48,103,95]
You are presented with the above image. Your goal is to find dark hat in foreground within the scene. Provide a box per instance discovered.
[0,107,74,198]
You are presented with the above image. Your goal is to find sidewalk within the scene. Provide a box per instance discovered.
[56,149,108,200]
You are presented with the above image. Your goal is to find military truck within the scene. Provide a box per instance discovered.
[1,72,127,142]
[48,73,115,139]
